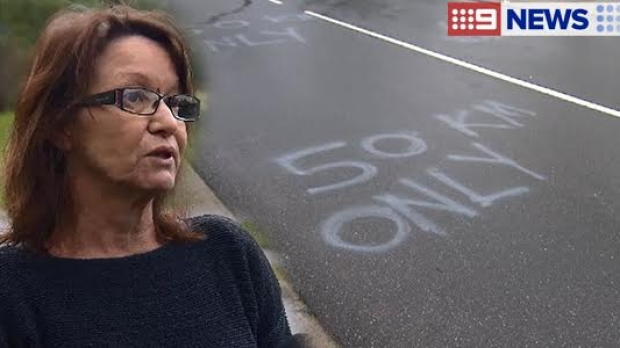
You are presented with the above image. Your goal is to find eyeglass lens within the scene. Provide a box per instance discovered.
[165,94,200,120]
[122,89,158,115]
[121,88,199,120]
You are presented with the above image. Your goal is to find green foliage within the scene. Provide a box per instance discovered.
[0,0,165,48]
[241,221,272,249]
[0,112,14,155]
[0,112,15,208]
[0,0,165,111]
[0,0,92,49]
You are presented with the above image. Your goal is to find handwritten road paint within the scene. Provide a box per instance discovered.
[189,14,312,53]
[274,100,546,253]
[204,27,305,52]
[275,141,378,195]
[322,206,410,253]
[427,168,530,208]
[360,132,427,159]
[448,142,546,181]
[435,100,536,138]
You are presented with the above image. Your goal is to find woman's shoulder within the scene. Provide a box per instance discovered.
[183,214,276,292]
[0,246,24,295]
[0,244,22,269]
[184,214,259,253]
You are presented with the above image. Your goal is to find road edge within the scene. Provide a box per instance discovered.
[175,162,340,347]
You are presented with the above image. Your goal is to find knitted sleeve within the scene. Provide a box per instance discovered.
[188,215,292,347]
[240,227,292,347]
[0,326,7,347]
[0,253,40,346]
[0,285,8,345]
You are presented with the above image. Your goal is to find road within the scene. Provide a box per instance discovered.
[170,0,620,346]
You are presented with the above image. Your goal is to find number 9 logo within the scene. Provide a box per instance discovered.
[475,9,498,30]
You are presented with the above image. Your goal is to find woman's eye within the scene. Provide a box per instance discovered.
[125,90,148,103]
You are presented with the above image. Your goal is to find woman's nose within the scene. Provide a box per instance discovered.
[148,101,180,136]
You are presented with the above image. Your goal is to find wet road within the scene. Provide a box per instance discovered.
[170,0,620,346]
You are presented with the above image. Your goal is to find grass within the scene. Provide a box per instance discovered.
[271,263,290,283]
[240,221,290,282]
[0,112,14,209]
[0,112,13,151]
[240,221,272,249]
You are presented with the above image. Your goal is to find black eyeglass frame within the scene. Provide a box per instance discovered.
[78,87,201,122]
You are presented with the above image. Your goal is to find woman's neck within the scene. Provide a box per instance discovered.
[47,210,162,259]
[46,174,163,259]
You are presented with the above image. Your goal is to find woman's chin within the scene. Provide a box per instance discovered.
[139,175,177,192]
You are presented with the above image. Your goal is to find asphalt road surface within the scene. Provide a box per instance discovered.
[170,0,620,346]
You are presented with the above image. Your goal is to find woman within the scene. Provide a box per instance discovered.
[0,4,297,347]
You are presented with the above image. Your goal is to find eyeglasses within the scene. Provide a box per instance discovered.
[78,87,201,122]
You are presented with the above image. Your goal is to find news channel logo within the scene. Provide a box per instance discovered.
[593,4,620,33]
[447,2,620,36]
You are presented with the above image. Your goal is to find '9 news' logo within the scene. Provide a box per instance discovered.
[448,2,620,36]
[448,3,501,36]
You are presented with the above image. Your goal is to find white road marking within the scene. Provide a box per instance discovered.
[302,10,620,119]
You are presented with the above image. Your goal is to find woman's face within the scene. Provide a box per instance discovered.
[67,35,187,193]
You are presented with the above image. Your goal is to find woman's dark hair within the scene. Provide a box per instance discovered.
[0,4,204,253]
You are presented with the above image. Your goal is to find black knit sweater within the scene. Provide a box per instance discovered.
[0,214,292,347]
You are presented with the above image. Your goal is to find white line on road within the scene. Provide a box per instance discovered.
[268,0,283,5]
[303,10,620,119]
